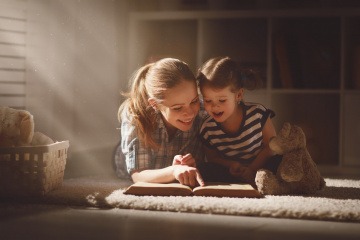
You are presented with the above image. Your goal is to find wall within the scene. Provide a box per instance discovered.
[26,0,128,177]
[6,0,360,177]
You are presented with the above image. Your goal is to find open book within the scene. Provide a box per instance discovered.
[123,182,262,198]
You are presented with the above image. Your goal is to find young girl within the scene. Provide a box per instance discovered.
[114,58,205,187]
[197,56,281,185]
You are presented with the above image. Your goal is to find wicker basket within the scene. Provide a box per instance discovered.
[0,141,69,196]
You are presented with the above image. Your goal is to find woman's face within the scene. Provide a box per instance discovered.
[157,80,200,133]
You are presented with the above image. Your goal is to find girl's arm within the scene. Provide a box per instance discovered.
[230,117,277,184]
[206,144,248,178]
[248,117,277,171]
[204,117,276,184]
[205,145,237,168]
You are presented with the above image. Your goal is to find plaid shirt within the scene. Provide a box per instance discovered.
[114,108,206,179]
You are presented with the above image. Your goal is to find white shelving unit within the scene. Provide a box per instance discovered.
[127,9,360,168]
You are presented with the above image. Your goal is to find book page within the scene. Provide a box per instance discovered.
[193,183,262,198]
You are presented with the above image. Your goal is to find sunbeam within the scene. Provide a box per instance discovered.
[23,0,124,176]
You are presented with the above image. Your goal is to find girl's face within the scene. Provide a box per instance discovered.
[155,80,200,133]
[201,85,243,123]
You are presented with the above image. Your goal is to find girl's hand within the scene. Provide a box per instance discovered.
[172,153,196,167]
[172,155,183,165]
[229,162,245,176]
[240,167,256,184]
[229,162,256,184]
[173,165,204,187]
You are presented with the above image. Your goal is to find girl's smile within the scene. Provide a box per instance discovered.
[212,111,224,119]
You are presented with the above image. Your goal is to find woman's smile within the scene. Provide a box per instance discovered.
[178,117,194,126]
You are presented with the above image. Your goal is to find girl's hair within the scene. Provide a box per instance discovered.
[118,58,196,149]
[197,56,262,92]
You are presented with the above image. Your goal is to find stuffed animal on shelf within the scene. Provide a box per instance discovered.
[0,106,53,147]
[255,122,326,195]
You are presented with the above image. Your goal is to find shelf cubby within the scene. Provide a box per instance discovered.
[128,9,360,167]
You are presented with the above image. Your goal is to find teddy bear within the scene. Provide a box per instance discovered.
[255,122,326,195]
[0,106,34,147]
[0,106,54,147]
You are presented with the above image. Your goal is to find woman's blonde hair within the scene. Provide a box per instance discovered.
[197,56,262,92]
[118,58,196,149]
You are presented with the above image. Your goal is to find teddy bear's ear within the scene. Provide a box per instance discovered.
[279,122,291,138]
[290,125,306,148]
[19,111,34,144]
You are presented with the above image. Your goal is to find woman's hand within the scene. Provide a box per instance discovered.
[173,165,204,187]
[172,153,196,167]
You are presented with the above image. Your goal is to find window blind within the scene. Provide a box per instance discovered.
[0,0,27,109]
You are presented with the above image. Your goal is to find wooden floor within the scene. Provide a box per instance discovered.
[1,204,360,240]
[1,169,360,240]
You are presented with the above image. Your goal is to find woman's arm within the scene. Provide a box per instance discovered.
[131,165,204,187]
[121,111,204,187]
[131,167,175,183]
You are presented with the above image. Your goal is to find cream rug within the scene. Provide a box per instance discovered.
[2,176,360,223]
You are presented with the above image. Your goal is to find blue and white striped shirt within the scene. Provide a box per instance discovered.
[199,102,274,166]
